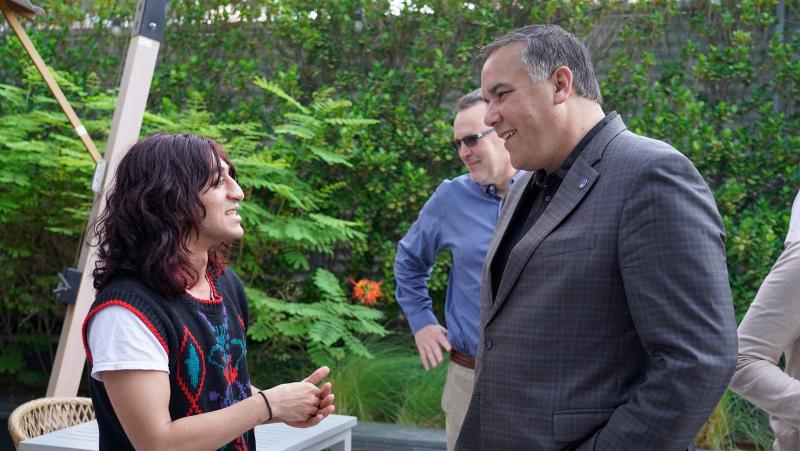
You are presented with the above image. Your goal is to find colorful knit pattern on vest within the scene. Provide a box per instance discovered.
[82,268,255,451]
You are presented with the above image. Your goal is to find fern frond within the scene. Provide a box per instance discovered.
[307,342,338,368]
[254,77,310,114]
[82,96,117,111]
[324,118,380,126]
[187,91,208,113]
[312,98,352,113]
[319,181,348,195]
[309,319,347,346]
[238,201,272,222]
[282,250,310,270]
[274,124,316,140]
[0,84,27,108]
[284,219,319,242]
[246,288,329,318]
[275,319,313,337]
[307,146,353,167]
[285,112,325,130]
[143,112,179,128]
[310,213,362,230]
[264,182,312,210]
[356,318,390,335]
[341,331,374,359]
[313,269,345,300]
[328,303,383,320]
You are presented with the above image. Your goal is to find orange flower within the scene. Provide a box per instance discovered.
[350,278,383,306]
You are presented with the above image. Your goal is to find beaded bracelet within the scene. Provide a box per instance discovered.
[258,391,273,421]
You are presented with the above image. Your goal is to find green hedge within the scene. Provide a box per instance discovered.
[1,0,798,445]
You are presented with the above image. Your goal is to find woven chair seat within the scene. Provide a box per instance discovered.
[7,396,95,450]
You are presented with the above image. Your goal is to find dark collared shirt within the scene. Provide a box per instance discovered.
[490,112,618,300]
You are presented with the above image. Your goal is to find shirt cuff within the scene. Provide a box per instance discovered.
[407,309,440,334]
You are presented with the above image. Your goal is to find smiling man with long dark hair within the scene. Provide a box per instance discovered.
[82,133,335,450]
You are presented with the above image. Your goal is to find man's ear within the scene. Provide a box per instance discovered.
[552,66,573,105]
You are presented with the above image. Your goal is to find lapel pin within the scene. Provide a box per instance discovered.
[578,178,588,189]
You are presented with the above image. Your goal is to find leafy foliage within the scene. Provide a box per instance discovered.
[0,69,107,384]
[332,338,445,426]
[1,0,798,437]
[248,268,386,368]
[600,1,799,447]
[0,68,387,386]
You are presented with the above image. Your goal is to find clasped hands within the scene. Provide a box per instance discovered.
[262,366,335,428]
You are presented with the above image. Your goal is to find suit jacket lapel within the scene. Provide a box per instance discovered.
[480,171,532,316]
[487,115,628,322]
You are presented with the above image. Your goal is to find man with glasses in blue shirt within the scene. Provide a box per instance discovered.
[394,89,521,451]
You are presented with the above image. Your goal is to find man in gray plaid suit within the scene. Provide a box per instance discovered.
[455,25,737,450]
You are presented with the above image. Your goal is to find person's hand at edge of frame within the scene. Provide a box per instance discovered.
[264,366,335,428]
[414,324,452,370]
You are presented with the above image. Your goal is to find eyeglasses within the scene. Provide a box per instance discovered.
[451,129,495,151]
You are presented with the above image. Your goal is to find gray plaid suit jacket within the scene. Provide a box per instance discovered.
[455,115,737,451]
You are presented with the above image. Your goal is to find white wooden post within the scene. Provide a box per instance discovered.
[47,0,168,396]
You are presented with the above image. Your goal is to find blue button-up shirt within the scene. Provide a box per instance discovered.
[394,172,523,357]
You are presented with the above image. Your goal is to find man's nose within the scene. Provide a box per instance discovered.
[459,142,473,159]
[230,180,245,201]
[484,102,500,128]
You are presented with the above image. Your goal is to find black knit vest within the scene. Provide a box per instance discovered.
[82,268,256,450]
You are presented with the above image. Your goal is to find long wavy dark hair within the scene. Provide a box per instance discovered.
[92,133,237,297]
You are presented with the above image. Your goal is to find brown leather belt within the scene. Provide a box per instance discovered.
[450,350,475,369]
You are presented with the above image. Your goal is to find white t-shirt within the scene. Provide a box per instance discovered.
[86,305,169,382]
[787,189,800,246]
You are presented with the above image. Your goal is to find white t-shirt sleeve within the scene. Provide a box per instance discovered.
[87,305,169,382]
[787,189,800,246]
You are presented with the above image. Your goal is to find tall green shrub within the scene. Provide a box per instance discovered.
[2,0,799,438]
[600,2,799,447]
[0,70,388,384]
[0,69,107,383]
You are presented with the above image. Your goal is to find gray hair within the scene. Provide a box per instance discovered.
[456,88,486,112]
[481,24,602,104]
